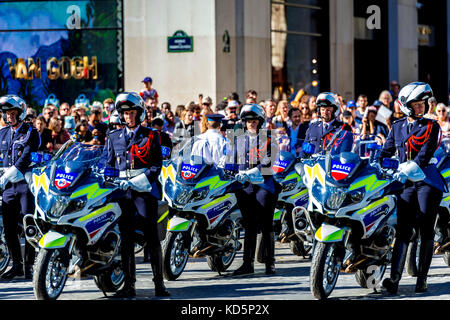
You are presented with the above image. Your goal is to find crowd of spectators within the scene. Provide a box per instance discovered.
[7,77,450,158]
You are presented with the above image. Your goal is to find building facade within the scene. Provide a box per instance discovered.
[0,0,449,109]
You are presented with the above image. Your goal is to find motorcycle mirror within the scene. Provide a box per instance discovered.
[104,167,120,178]
[381,158,399,170]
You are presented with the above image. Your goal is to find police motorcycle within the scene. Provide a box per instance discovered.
[302,140,407,300]
[160,137,264,280]
[405,138,450,275]
[270,151,312,258]
[23,141,167,300]
[0,151,52,276]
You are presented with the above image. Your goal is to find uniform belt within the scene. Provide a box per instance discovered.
[119,168,147,179]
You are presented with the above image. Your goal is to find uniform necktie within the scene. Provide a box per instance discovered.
[407,122,413,135]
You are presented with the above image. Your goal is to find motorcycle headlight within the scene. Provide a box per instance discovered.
[63,196,88,216]
[281,181,297,193]
[173,185,194,206]
[326,188,347,210]
[348,188,365,203]
[190,188,209,202]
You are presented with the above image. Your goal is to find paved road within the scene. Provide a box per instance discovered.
[0,242,449,302]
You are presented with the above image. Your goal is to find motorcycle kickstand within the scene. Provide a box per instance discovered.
[93,277,108,298]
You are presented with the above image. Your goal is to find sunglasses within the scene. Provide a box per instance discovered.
[437,110,447,113]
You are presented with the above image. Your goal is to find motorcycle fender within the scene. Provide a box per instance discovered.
[315,223,345,243]
[273,209,282,221]
[38,231,71,249]
[167,216,192,232]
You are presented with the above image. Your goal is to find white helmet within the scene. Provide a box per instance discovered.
[316,92,339,118]
[0,94,27,123]
[115,92,146,125]
[397,82,433,118]
[240,103,266,129]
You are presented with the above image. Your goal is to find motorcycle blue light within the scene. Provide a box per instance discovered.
[31,152,42,163]
[302,142,315,155]
[382,158,399,170]
[104,167,120,178]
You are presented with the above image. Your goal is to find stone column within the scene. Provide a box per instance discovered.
[329,0,354,100]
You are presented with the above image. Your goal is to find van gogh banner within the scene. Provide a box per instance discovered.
[0,0,123,109]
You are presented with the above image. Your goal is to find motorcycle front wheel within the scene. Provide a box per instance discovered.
[162,231,190,280]
[310,242,343,300]
[95,265,125,293]
[355,264,387,289]
[33,248,70,300]
[0,230,10,275]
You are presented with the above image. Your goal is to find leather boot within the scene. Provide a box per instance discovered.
[24,242,36,280]
[264,232,276,275]
[149,247,170,297]
[415,239,434,293]
[382,240,408,294]
[24,265,33,280]
[114,242,136,298]
[1,263,24,280]
[233,229,256,276]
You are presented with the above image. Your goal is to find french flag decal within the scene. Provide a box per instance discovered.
[180,163,201,180]
[272,159,290,173]
[330,160,355,181]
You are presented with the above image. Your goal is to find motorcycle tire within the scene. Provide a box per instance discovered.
[290,240,307,257]
[310,242,343,300]
[162,231,190,281]
[94,266,125,293]
[33,248,70,300]
[0,232,10,276]
[443,251,450,267]
[355,264,387,289]
[206,250,237,272]
[406,239,420,277]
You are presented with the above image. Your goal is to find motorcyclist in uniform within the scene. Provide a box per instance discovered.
[230,104,281,275]
[105,92,170,297]
[0,95,40,280]
[379,82,446,294]
[302,92,353,157]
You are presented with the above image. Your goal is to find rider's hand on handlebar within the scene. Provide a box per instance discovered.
[115,179,130,190]
[235,172,249,184]
[393,171,408,183]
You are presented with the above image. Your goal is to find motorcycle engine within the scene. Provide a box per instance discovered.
[216,219,234,238]
[372,225,396,250]
[88,231,120,264]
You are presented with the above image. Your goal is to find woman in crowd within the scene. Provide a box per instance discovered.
[173,105,196,146]
[273,99,291,128]
[436,103,450,138]
[74,119,93,143]
[299,102,312,125]
[35,115,53,153]
[48,117,71,152]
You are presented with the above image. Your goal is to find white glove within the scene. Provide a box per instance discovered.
[397,161,425,182]
[393,171,408,183]
[128,173,153,193]
[117,180,131,191]
[235,172,249,184]
[0,166,24,189]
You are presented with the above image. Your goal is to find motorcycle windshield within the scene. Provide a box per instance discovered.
[50,141,105,191]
